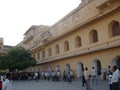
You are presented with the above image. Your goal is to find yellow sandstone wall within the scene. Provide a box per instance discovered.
[22,0,120,79]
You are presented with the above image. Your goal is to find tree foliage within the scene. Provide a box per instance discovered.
[0,47,36,71]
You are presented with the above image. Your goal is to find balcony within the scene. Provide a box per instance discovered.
[41,36,52,43]
[41,32,52,44]
[23,36,34,44]
[96,0,119,9]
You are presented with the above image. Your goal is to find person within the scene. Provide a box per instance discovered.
[1,74,4,82]
[41,71,45,80]
[56,70,61,81]
[111,66,119,90]
[0,80,2,90]
[70,69,74,81]
[107,66,112,75]
[52,70,55,81]
[34,72,38,81]
[84,67,91,90]
[66,72,72,84]
[108,75,112,90]
[92,67,97,85]
[63,70,67,82]
[47,71,50,81]
[81,70,86,87]
[2,73,14,90]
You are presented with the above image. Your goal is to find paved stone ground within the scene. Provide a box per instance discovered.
[13,79,109,90]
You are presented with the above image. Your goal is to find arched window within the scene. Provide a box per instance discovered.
[75,36,82,48]
[111,21,120,37]
[89,30,98,43]
[33,54,35,59]
[48,48,52,56]
[64,41,69,52]
[42,50,45,58]
[65,63,71,72]
[108,21,120,37]
[37,52,40,59]
[55,45,60,54]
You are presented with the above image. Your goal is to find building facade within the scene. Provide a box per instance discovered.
[0,38,13,56]
[0,38,4,56]
[19,0,120,78]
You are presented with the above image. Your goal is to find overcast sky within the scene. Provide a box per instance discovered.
[0,0,81,46]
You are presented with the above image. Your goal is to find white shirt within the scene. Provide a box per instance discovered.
[45,72,48,77]
[84,70,89,80]
[35,72,38,77]
[41,72,45,76]
[111,69,119,83]
[57,71,60,76]
[2,79,14,90]
[92,69,96,76]
[1,75,4,82]
[108,75,112,84]
[70,71,73,76]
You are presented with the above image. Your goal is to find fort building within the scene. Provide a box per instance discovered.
[18,0,120,78]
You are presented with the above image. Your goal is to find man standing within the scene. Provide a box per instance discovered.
[2,73,14,90]
[34,72,38,81]
[92,67,97,85]
[111,66,119,90]
[84,67,91,90]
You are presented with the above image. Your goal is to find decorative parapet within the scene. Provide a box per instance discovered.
[23,35,34,44]
[41,31,52,43]
[96,0,120,12]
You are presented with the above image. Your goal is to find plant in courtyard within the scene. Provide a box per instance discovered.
[0,47,36,71]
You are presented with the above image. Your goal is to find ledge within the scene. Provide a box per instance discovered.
[37,38,120,65]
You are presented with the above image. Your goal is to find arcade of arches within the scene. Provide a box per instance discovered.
[30,47,120,79]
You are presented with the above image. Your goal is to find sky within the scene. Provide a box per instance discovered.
[0,0,81,46]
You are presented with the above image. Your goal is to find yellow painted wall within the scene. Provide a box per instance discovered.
[34,47,120,78]
[23,0,120,79]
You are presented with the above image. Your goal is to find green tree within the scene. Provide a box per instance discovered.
[0,47,36,71]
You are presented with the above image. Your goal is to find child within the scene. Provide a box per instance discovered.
[108,75,112,90]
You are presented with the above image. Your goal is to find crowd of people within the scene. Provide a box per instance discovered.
[107,66,120,90]
[0,65,120,90]
[82,66,120,90]
[40,69,74,83]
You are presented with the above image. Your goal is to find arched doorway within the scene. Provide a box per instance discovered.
[56,65,61,71]
[65,63,71,73]
[48,66,53,72]
[92,59,101,75]
[76,62,84,78]
[111,55,120,67]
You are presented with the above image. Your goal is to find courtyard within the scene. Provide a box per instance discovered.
[14,79,109,90]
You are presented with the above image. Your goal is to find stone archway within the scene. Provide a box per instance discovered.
[65,63,71,73]
[111,55,120,67]
[76,62,84,78]
[56,65,61,71]
[48,66,53,72]
[92,59,101,75]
